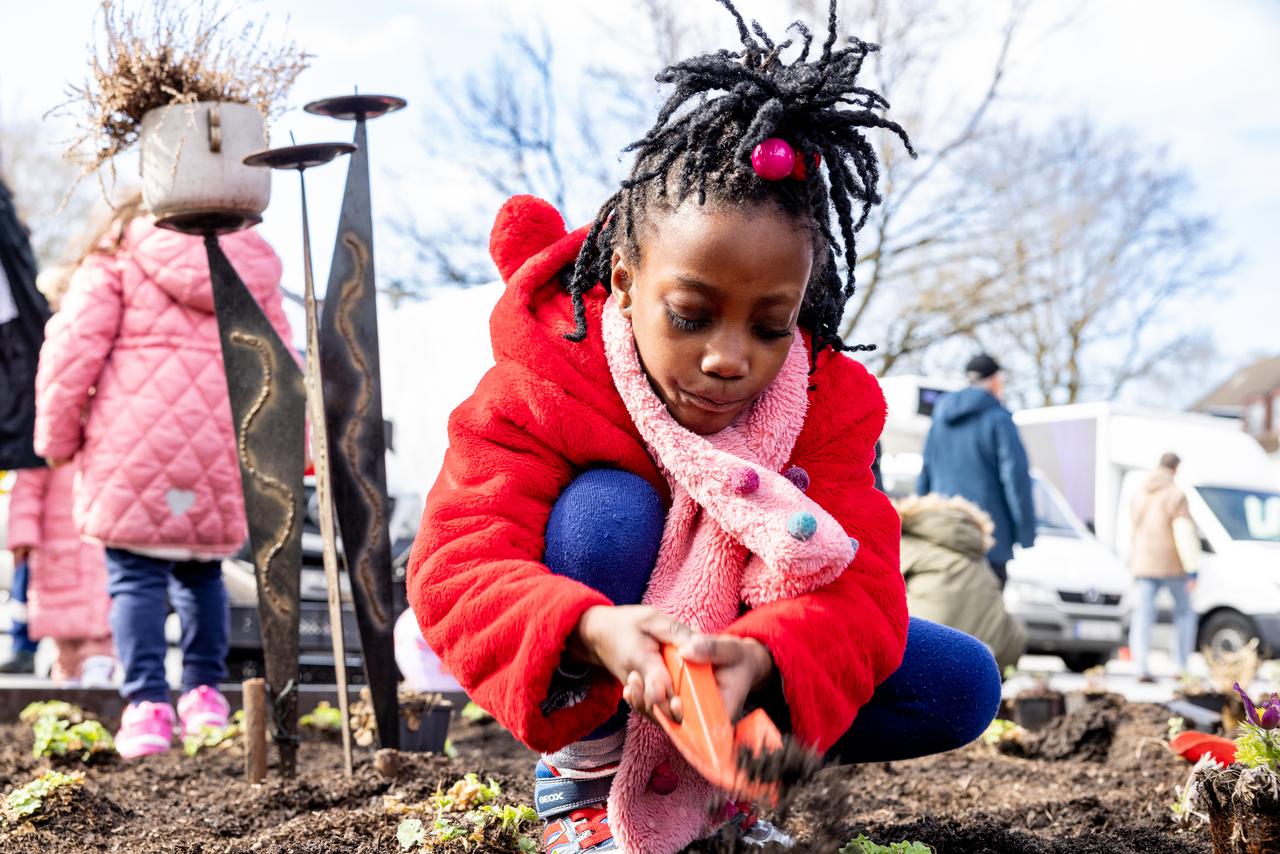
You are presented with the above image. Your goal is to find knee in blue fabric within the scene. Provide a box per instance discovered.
[918,619,1003,750]
[543,469,665,606]
[828,617,1003,764]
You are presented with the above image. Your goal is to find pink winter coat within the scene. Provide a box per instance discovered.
[33,219,292,556]
[7,464,109,640]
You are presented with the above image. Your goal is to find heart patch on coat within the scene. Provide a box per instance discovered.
[165,489,197,517]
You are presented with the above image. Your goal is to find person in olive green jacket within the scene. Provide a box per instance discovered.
[896,494,1026,672]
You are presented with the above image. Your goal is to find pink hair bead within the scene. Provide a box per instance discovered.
[735,467,761,495]
[751,138,796,181]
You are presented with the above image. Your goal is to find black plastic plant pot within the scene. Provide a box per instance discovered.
[398,703,452,754]
[1013,694,1065,731]
[1182,692,1230,715]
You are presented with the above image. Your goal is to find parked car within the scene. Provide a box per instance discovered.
[881,451,1129,671]
[223,441,422,682]
[1016,403,1280,657]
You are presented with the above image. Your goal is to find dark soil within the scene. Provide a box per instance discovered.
[0,699,1214,853]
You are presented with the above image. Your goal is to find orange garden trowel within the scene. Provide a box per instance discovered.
[654,644,784,805]
[1169,730,1237,766]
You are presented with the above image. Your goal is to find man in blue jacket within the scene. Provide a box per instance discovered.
[918,354,1036,587]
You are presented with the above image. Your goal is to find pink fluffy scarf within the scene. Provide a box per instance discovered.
[600,297,855,853]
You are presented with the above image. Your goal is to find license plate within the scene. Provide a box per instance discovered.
[1073,620,1121,641]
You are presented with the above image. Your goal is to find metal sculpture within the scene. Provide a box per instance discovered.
[303,93,407,750]
[156,194,306,777]
[244,141,358,776]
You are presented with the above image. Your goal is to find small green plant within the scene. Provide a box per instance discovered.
[32,717,114,762]
[1,770,84,827]
[395,776,538,851]
[300,701,342,731]
[397,817,426,849]
[460,701,492,723]
[183,710,245,757]
[1166,716,1186,741]
[981,718,1021,747]
[431,773,502,813]
[1232,683,1280,771]
[840,835,932,854]
[19,701,88,725]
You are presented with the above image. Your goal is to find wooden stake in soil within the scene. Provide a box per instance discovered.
[243,678,267,784]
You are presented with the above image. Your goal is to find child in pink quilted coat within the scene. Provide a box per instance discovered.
[34,195,295,758]
[6,264,115,686]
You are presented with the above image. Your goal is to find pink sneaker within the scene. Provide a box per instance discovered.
[116,701,176,759]
[177,685,231,736]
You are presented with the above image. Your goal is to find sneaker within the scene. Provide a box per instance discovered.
[0,648,36,674]
[80,656,117,689]
[115,701,176,759]
[177,685,230,736]
[542,805,618,852]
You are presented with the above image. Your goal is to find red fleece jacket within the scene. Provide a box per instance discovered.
[407,195,906,755]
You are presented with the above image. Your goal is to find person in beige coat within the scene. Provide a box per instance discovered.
[1128,453,1200,681]
[896,494,1026,671]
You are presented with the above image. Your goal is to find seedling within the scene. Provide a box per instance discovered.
[839,834,932,853]
[395,775,537,852]
[460,702,492,724]
[981,718,1025,748]
[32,718,114,762]
[183,710,245,757]
[300,701,343,731]
[1,770,84,827]
[19,701,88,725]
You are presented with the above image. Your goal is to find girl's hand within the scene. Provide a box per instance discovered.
[677,634,774,722]
[11,547,31,565]
[570,605,695,722]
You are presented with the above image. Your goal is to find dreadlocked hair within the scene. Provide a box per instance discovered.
[564,0,915,358]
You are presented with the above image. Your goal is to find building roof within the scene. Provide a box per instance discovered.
[1192,356,1280,412]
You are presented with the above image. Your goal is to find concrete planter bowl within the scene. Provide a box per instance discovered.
[140,101,271,235]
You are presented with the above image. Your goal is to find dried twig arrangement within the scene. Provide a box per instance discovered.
[55,0,310,185]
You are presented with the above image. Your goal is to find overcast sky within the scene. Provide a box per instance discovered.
[1,0,1276,398]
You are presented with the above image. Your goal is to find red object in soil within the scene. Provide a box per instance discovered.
[1169,730,1236,766]
[654,644,783,805]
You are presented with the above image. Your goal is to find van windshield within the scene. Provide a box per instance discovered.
[1197,486,1280,543]
[1034,478,1080,538]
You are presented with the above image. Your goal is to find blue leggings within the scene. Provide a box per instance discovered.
[544,469,1001,763]
[105,548,229,704]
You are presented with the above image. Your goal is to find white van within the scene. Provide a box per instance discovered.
[1016,403,1280,656]
[880,377,1130,669]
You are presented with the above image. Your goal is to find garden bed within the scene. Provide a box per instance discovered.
[0,699,1211,853]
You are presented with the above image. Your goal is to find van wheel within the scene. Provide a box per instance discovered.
[1060,652,1108,673]
[1199,610,1259,658]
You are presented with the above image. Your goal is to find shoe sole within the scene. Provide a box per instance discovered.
[181,712,230,735]
[116,733,173,759]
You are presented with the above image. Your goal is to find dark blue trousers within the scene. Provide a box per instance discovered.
[544,469,1001,763]
[8,561,38,654]
[105,548,228,703]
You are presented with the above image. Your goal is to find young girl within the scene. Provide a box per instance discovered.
[410,3,1001,851]
[34,195,293,758]
[6,264,115,687]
